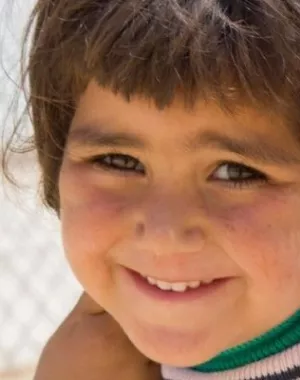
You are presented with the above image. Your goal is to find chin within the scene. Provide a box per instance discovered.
[132,336,217,367]
[122,320,219,367]
[141,347,203,367]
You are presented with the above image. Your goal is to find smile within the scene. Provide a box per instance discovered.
[120,267,235,303]
[139,274,215,292]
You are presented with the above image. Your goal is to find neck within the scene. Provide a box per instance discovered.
[162,309,300,380]
[193,309,300,372]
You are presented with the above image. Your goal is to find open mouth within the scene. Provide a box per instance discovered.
[139,273,216,293]
[123,268,232,302]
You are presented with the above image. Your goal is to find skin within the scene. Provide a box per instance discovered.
[59,80,300,367]
[34,292,162,380]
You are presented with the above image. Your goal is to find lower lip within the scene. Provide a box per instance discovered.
[122,268,232,303]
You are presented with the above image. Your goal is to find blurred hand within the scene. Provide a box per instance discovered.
[34,292,162,380]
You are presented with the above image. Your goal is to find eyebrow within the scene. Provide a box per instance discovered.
[68,126,146,149]
[190,131,300,165]
[68,125,300,165]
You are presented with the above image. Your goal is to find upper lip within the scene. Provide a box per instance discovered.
[127,267,230,283]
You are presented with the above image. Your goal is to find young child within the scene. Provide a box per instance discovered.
[7,0,300,379]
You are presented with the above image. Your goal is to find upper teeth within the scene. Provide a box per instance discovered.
[141,275,214,292]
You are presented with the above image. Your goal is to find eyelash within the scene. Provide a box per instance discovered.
[90,153,145,175]
[209,161,268,189]
[89,153,268,188]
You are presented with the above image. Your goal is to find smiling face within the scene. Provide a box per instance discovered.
[59,81,300,366]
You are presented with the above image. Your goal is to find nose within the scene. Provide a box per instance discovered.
[131,186,207,254]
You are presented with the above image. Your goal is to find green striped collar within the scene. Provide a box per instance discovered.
[192,309,300,373]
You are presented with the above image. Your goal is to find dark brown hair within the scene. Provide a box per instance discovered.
[5,0,300,211]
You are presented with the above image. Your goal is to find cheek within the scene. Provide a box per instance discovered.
[59,166,131,289]
[61,190,124,255]
[212,190,300,290]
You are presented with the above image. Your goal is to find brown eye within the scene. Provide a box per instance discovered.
[91,153,145,174]
[210,162,268,188]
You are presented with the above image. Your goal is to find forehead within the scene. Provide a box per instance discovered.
[70,81,300,160]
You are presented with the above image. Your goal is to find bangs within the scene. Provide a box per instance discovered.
[41,0,300,110]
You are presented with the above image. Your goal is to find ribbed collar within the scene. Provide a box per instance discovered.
[162,309,300,380]
[192,309,300,373]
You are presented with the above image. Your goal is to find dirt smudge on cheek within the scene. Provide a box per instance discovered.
[206,189,300,288]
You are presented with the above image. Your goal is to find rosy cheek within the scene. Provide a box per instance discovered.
[59,166,131,271]
[209,189,300,288]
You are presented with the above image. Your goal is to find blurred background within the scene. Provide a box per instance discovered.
[0,1,82,379]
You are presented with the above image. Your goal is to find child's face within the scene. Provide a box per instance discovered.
[59,80,300,366]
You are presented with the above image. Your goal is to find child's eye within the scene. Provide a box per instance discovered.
[90,153,145,174]
[210,162,268,188]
